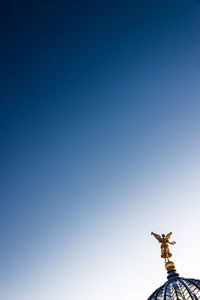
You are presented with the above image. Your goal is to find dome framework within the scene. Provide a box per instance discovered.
[148,277,200,300]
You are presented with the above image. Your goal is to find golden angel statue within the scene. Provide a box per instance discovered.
[151,232,176,263]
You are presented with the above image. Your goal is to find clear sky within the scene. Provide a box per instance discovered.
[1,0,200,299]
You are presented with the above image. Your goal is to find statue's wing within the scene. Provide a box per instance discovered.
[152,233,162,242]
[166,232,172,240]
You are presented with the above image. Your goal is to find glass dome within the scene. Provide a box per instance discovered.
[148,276,200,300]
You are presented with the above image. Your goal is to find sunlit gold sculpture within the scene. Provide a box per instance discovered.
[151,232,176,263]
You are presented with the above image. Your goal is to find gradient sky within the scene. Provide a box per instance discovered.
[1,0,200,299]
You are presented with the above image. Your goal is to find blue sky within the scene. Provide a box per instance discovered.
[1,0,200,299]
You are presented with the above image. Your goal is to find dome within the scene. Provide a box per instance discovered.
[148,276,200,300]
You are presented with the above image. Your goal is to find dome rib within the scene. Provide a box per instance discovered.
[169,282,174,299]
[187,278,200,293]
[178,278,195,300]
[184,278,200,299]
[173,282,179,300]
[176,281,186,300]
[163,281,170,300]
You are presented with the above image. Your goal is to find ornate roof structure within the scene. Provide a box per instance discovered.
[148,273,200,299]
[148,232,200,300]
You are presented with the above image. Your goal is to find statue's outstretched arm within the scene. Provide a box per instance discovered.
[169,241,176,245]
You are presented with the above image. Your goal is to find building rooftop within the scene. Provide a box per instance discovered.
[148,273,200,299]
[148,232,200,299]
